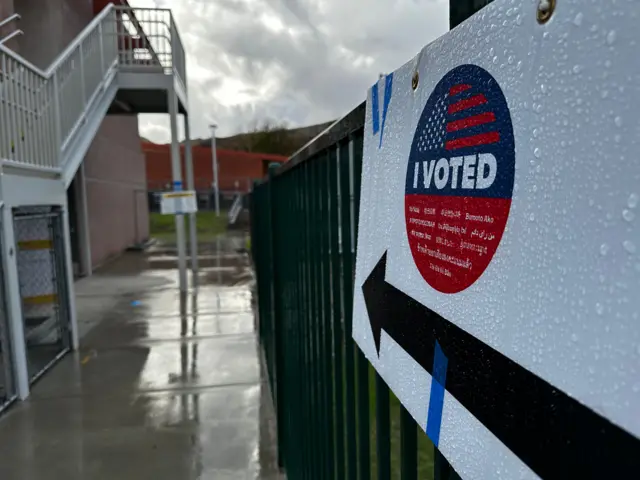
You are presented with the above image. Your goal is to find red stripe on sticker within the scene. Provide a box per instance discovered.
[448,94,487,114]
[449,84,472,96]
[445,132,500,150]
[446,112,496,132]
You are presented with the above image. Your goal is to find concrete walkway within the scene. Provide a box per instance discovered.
[0,246,282,479]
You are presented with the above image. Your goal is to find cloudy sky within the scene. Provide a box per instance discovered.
[129,0,449,142]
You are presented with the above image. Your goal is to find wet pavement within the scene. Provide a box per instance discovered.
[0,237,283,480]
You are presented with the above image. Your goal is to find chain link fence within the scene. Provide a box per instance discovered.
[14,206,71,381]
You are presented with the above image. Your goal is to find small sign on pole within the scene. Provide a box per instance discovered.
[160,190,198,215]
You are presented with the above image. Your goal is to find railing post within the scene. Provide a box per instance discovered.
[79,43,86,106]
[98,22,105,72]
[52,71,62,163]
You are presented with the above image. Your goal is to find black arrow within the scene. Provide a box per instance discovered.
[363,252,640,479]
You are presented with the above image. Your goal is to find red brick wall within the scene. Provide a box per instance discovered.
[143,142,288,192]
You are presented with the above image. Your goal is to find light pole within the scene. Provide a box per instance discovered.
[209,123,220,216]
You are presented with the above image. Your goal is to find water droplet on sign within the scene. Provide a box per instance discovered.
[596,303,604,315]
[573,12,584,26]
[534,147,541,158]
[600,243,610,256]
[614,116,623,127]
[571,333,578,342]
[622,209,635,222]
[623,240,636,254]
[601,90,609,99]
[628,193,639,209]
[606,30,617,45]
[529,213,535,222]
[573,65,582,74]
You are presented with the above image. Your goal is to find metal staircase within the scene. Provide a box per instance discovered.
[0,4,187,188]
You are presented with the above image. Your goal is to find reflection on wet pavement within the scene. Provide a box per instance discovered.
[0,237,283,480]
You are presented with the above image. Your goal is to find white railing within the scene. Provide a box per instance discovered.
[0,5,186,172]
[0,13,22,45]
[228,193,244,225]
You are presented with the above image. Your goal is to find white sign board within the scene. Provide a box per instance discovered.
[160,190,198,215]
[352,0,640,478]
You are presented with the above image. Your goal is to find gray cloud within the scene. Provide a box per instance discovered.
[133,0,449,142]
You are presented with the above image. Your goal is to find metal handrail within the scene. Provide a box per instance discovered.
[0,30,23,45]
[0,5,186,172]
[0,13,20,29]
[0,13,22,45]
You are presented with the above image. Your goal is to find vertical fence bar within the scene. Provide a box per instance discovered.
[305,159,320,479]
[294,165,307,479]
[321,152,336,480]
[312,155,330,480]
[348,132,371,480]
[268,165,285,469]
[401,405,418,480]
[329,144,346,480]
[375,372,391,480]
[340,138,359,480]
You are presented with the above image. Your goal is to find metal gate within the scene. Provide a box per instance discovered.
[14,206,71,382]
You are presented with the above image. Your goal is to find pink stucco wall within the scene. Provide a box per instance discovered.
[4,0,149,269]
[84,117,149,268]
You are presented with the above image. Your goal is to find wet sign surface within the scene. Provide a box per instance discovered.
[352,0,640,478]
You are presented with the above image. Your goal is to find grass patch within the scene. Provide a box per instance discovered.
[149,211,227,244]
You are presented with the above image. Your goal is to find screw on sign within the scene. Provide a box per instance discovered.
[404,64,515,294]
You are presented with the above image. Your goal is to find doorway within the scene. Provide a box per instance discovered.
[14,206,72,382]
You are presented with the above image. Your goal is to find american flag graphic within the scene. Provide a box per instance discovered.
[416,84,500,153]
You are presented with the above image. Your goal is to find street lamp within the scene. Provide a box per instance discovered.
[209,123,220,216]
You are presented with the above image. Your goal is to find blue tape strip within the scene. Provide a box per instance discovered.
[426,340,448,447]
[173,180,183,191]
[379,73,394,148]
[371,82,380,135]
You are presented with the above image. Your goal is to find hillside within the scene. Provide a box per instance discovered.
[196,121,334,157]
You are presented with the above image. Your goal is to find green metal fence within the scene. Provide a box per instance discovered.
[251,103,464,479]
[250,6,494,478]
